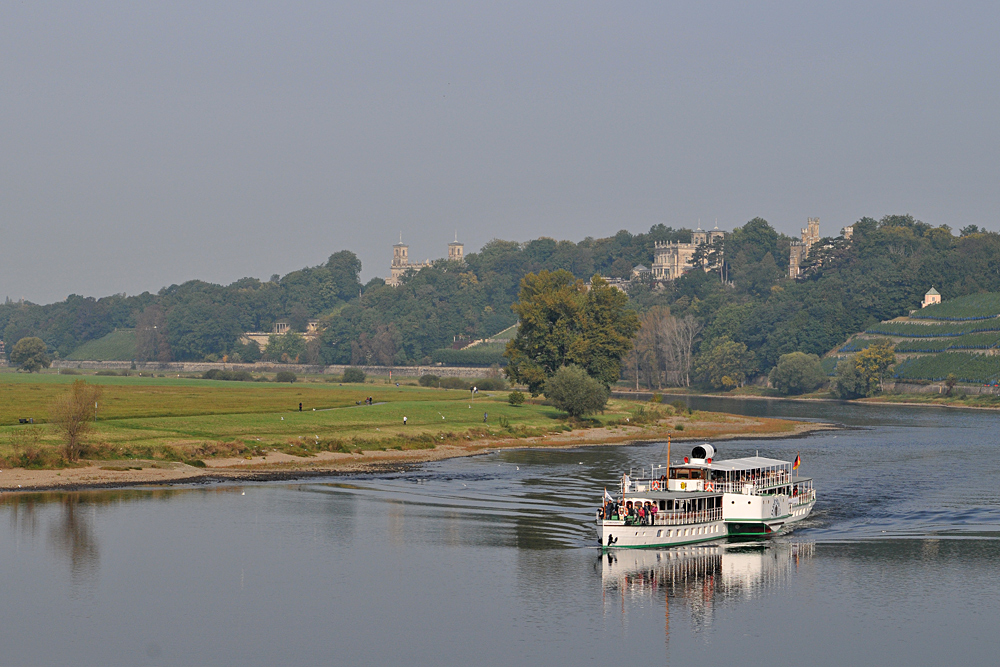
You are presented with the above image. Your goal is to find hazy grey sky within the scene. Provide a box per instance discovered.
[3,1,999,304]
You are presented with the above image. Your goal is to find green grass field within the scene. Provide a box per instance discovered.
[65,329,137,360]
[0,370,601,466]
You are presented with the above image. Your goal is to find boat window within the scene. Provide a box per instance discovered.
[658,500,666,511]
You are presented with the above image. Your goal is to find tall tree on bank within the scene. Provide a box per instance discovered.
[504,271,639,395]
[10,337,50,372]
[49,380,103,461]
[135,305,171,363]
[504,270,585,394]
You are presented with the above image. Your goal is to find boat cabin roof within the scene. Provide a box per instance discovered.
[623,490,719,501]
[686,455,791,471]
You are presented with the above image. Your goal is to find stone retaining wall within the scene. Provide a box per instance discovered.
[883,381,1000,396]
[50,360,497,379]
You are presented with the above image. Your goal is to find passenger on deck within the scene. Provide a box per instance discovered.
[648,501,657,524]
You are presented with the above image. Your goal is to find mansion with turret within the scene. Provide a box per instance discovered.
[386,236,464,286]
[651,224,727,281]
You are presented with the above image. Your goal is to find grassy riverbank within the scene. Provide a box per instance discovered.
[0,369,824,490]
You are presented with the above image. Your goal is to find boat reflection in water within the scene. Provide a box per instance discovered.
[599,542,814,639]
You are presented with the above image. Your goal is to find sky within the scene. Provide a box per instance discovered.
[2,1,999,304]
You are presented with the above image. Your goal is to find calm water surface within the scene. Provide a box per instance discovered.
[1,399,998,666]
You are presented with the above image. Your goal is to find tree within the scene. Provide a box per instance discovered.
[135,305,171,362]
[49,380,102,461]
[769,352,826,395]
[658,313,702,386]
[567,276,640,387]
[351,324,399,367]
[264,332,307,363]
[504,271,638,394]
[854,340,896,395]
[945,373,958,396]
[544,365,609,418]
[832,357,866,399]
[505,270,586,395]
[10,337,50,372]
[694,337,756,390]
[832,342,896,398]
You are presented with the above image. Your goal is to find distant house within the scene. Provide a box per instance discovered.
[922,287,941,308]
[789,218,821,279]
[631,264,651,280]
[241,319,323,348]
[652,225,726,281]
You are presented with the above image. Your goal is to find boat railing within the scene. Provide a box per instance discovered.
[652,507,722,526]
[792,489,816,505]
[599,507,722,526]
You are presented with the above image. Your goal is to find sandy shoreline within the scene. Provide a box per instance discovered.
[0,417,835,493]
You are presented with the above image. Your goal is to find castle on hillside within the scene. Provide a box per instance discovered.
[650,224,726,281]
[386,234,464,286]
[789,218,821,279]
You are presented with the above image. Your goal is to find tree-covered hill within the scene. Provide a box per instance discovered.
[0,225,689,364]
[5,215,1000,379]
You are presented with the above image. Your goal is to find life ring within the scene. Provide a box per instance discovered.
[705,482,714,492]
[651,480,661,491]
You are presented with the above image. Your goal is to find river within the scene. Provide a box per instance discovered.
[0,398,997,665]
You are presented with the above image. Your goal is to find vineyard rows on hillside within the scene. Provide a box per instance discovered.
[894,353,1000,383]
[865,320,1000,337]
[910,293,1000,321]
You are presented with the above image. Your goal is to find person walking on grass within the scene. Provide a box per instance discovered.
[403,416,408,426]
[483,412,488,423]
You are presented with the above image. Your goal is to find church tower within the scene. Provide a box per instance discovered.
[448,232,464,263]
[392,237,409,268]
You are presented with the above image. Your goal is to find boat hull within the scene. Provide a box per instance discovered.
[725,498,815,537]
[598,519,727,549]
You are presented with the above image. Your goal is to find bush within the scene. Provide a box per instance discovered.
[670,399,687,413]
[58,368,81,375]
[769,352,826,395]
[476,377,508,391]
[275,371,297,383]
[95,370,122,376]
[675,423,685,431]
[544,365,609,418]
[508,390,525,406]
[419,374,440,387]
[439,377,471,390]
[342,367,366,383]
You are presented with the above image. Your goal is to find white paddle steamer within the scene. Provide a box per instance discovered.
[597,444,815,549]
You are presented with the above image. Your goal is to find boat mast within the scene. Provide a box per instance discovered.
[666,435,671,483]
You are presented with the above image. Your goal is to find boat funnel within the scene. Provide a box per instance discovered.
[690,444,715,464]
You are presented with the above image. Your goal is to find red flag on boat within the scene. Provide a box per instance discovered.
[793,454,801,470]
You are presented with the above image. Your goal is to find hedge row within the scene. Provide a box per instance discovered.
[430,342,508,366]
